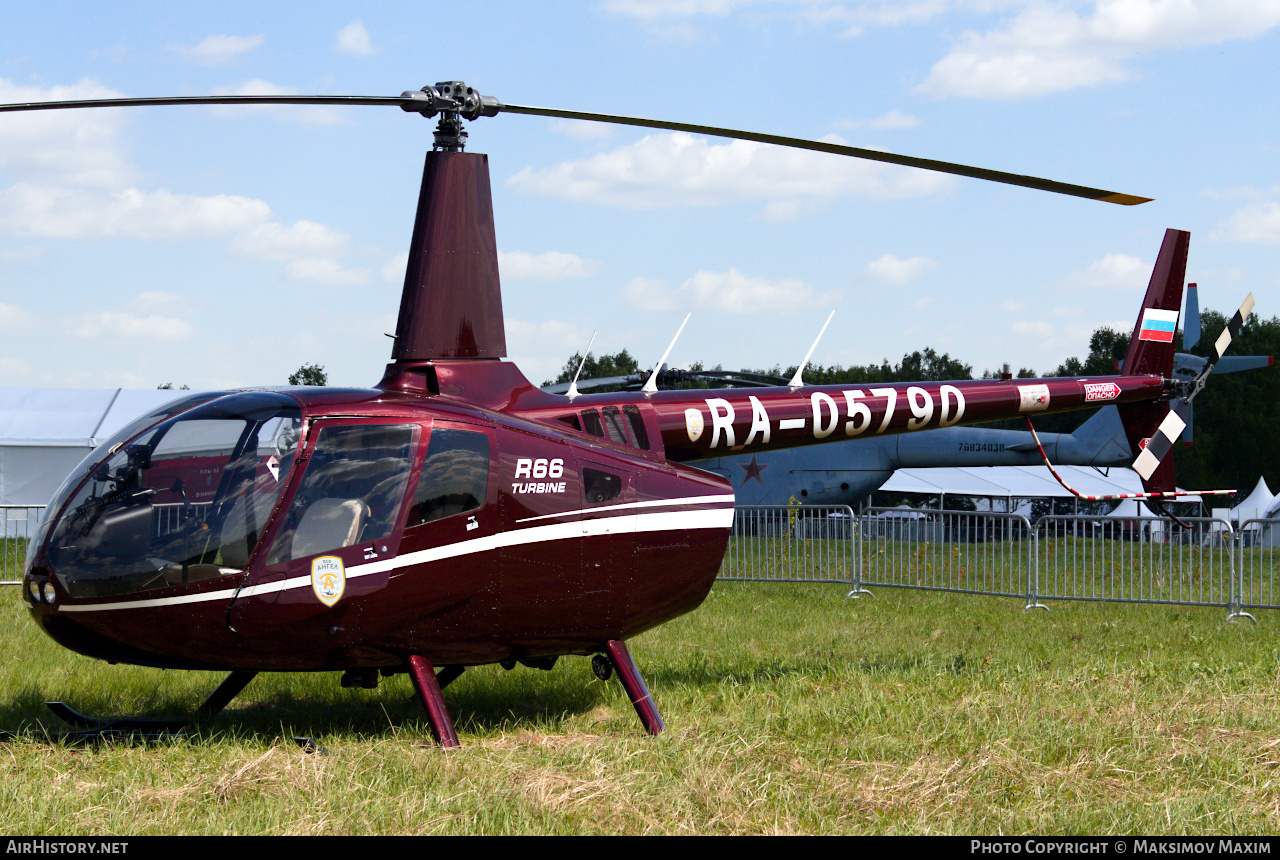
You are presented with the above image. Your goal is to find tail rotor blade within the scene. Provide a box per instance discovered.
[1132,410,1188,481]
[1186,292,1256,404]
[1212,293,1255,362]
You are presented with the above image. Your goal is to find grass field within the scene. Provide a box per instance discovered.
[2,581,1280,834]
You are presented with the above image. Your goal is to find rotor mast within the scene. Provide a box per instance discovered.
[390,83,507,363]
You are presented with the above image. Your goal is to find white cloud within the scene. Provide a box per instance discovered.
[498,250,603,281]
[602,0,752,19]
[284,259,370,285]
[506,318,592,383]
[1011,319,1054,338]
[863,254,939,284]
[0,246,45,264]
[0,184,270,239]
[126,291,188,314]
[170,34,264,66]
[382,251,410,284]
[0,301,36,329]
[1211,201,1280,245]
[623,276,677,311]
[758,199,803,220]
[71,310,196,342]
[1066,252,1150,289]
[336,21,374,55]
[1201,185,1276,200]
[604,0,948,27]
[230,220,350,261]
[0,357,31,378]
[507,132,956,208]
[230,220,369,284]
[207,80,343,125]
[919,1,1280,99]
[0,79,135,188]
[548,119,618,141]
[834,109,922,130]
[623,267,836,313]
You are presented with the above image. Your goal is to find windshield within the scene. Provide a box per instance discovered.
[44,392,302,599]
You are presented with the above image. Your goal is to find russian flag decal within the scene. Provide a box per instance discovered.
[1138,307,1178,343]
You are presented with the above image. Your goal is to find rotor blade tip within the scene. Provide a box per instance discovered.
[1099,193,1154,206]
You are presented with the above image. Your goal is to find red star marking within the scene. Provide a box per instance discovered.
[739,455,767,484]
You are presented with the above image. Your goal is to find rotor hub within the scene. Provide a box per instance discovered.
[400,81,500,151]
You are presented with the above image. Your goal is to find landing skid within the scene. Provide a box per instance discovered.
[404,641,666,747]
[602,640,665,736]
[40,670,258,743]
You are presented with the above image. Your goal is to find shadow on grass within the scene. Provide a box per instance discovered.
[0,646,974,746]
[0,665,612,745]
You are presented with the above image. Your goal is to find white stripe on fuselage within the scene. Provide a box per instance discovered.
[58,505,735,613]
[514,494,736,524]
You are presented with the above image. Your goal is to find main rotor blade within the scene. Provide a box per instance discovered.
[0,95,409,112]
[1,89,1152,206]
[500,103,1151,206]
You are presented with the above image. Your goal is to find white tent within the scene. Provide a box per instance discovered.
[1233,477,1276,529]
[880,464,1200,510]
[0,388,200,508]
[1104,499,1161,518]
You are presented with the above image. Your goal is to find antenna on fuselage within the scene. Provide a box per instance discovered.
[788,310,836,389]
[642,313,691,396]
[565,331,597,402]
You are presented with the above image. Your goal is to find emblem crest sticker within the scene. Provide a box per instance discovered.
[311,555,345,607]
[685,408,704,442]
[1017,384,1051,413]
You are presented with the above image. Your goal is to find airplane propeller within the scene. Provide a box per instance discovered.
[0,80,1151,206]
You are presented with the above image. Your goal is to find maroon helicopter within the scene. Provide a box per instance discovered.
[4,82,1244,746]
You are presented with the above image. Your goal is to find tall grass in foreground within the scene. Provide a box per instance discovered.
[1,583,1278,834]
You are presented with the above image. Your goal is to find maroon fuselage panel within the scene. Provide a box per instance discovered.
[30,385,732,672]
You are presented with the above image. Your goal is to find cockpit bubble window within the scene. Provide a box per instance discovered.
[39,389,231,543]
[409,428,490,526]
[265,423,416,564]
[44,392,301,600]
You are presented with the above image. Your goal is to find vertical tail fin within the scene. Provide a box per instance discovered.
[1116,228,1189,493]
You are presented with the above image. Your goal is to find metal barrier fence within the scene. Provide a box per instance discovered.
[718,505,857,586]
[1,505,44,584]
[1238,519,1280,615]
[716,505,1280,621]
[1034,515,1236,610]
[858,509,1034,600]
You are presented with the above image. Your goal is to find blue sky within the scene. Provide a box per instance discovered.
[1,1,1277,390]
